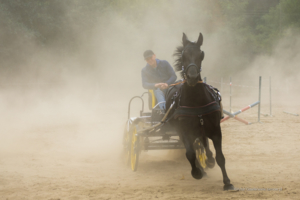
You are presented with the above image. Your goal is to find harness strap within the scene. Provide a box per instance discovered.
[174,101,220,119]
[163,82,220,123]
[198,115,206,145]
[199,115,204,126]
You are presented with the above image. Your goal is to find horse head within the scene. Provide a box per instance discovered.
[174,33,205,86]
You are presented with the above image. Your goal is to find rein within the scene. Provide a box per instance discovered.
[168,80,203,88]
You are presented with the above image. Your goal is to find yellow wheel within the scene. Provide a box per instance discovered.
[196,146,207,169]
[130,125,140,171]
[123,122,131,166]
[195,140,207,169]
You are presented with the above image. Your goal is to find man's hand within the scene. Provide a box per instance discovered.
[155,83,168,90]
[154,83,163,88]
[160,83,168,90]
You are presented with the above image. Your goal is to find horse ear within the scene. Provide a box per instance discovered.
[196,33,203,47]
[182,33,188,46]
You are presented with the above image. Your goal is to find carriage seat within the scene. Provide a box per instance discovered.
[148,89,168,125]
[148,89,157,110]
[138,89,163,124]
[140,89,157,117]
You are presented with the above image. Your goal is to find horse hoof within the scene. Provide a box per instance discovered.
[206,157,215,169]
[224,184,235,191]
[191,168,203,180]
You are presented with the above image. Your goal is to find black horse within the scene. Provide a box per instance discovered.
[165,33,234,191]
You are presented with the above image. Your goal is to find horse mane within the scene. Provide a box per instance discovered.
[173,44,184,78]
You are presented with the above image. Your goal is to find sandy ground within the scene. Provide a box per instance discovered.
[0,94,300,200]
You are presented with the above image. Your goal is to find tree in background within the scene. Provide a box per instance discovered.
[1,0,300,71]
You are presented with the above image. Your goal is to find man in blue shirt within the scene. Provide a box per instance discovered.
[141,50,177,110]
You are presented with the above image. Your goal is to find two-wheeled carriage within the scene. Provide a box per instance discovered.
[123,89,210,171]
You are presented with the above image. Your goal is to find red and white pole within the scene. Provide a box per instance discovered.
[232,101,260,116]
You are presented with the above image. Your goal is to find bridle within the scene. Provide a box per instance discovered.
[181,45,203,80]
[168,44,204,88]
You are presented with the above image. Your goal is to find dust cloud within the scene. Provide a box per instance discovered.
[1,0,299,162]
[0,0,234,161]
[0,0,299,160]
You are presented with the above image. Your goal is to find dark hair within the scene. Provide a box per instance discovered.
[143,50,154,59]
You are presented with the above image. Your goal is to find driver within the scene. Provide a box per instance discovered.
[141,50,177,110]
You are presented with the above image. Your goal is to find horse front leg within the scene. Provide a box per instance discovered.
[204,137,215,168]
[211,128,234,190]
[182,134,205,179]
